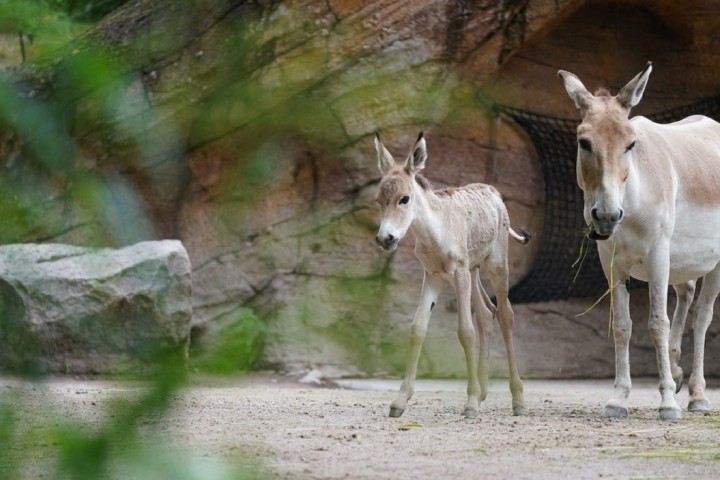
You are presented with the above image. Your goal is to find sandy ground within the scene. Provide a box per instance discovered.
[3,374,720,479]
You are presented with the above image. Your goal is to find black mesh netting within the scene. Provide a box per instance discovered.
[498,94,720,303]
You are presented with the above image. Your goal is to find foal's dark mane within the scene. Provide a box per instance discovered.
[415,173,463,198]
[415,173,433,191]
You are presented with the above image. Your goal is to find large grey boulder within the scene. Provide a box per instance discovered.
[0,240,192,374]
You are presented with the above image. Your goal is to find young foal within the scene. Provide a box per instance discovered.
[559,63,720,420]
[374,131,530,418]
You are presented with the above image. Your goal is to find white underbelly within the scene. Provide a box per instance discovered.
[625,207,720,284]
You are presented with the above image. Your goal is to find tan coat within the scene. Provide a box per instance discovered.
[560,63,720,420]
[374,132,529,418]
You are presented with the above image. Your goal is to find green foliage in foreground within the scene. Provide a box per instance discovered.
[0,0,465,475]
[0,363,264,479]
[0,0,91,62]
[0,1,272,477]
[51,0,131,21]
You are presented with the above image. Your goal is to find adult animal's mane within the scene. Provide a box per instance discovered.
[594,87,612,97]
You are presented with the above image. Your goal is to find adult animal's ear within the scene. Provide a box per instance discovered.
[616,61,652,111]
[374,132,395,174]
[558,70,593,115]
[406,131,427,172]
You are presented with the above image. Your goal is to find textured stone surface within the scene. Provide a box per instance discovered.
[0,241,192,374]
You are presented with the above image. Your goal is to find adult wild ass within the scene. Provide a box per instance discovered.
[559,63,720,420]
[373,131,530,418]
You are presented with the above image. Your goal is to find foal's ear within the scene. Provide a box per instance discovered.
[616,62,652,110]
[406,131,427,172]
[558,70,593,115]
[374,132,395,174]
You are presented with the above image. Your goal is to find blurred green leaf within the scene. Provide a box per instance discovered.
[0,0,94,62]
[0,1,275,476]
[0,406,18,478]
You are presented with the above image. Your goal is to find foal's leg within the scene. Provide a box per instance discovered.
[669,281,695,393]
[454,268,482,418]
[488,268,526,416]
[688,268,720,412]
[389,271,444,418]
[471,273,495,402]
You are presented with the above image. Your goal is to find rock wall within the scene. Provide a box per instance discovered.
[181,0,720,380]
[2,0,720,380]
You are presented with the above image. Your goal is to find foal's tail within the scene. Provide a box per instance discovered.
[509,227,533,245]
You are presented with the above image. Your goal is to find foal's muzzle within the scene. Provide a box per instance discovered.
[376,233,398,251]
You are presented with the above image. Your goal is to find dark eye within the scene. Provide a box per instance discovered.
[578,138,592,152]
[399,195,410,205]
[625,141,636,152]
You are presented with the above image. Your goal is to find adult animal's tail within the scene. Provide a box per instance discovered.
[509,227,533,245]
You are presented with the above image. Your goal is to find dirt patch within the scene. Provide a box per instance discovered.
[3,375,720,479]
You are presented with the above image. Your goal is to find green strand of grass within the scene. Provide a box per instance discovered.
[574,238,618,339]
[571,226,592,284]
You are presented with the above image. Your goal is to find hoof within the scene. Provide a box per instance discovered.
[673,375,683,394]
[463,407,479,419]
[513,406,528,416]
[602,405,628,418]
[659,407,682,421]
[688,398,710,412]
[389,407,405,418]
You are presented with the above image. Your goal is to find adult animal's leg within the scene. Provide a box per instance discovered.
[646,246,682,420]
[471,272,495,402]
[687,268,720,412]
[487,265,526,416]
[603,279,632,418]
[669,281,695,393]
[389,272,444,418]
[454,268,482,418]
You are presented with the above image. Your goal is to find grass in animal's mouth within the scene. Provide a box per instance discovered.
[571,225,593,284]
[574,232,618,337]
